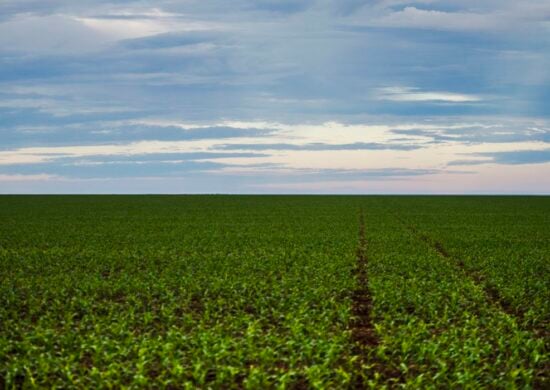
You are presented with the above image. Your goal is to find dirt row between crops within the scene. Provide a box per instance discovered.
[395,215,548,341]
[397,217,549,389]
[351,210,377,346]
[350,210,403,388]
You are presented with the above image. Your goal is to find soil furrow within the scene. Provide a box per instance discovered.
[395,215,549,341]
[350,210,379,388]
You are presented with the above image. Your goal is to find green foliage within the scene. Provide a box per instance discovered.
[0,195,547,388]
[362,200,548,388]
[0,196,358,388]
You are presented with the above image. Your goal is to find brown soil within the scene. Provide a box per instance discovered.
[350,210,379,388]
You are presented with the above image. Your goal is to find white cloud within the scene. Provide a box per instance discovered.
[74,16,172,40]
[376,87,482,103]
[368,7,501,32]
[0,8,224,53]
[0,118,546,171]
[0,174,58,181]
[353,3,550,33]
[73,8,224,40]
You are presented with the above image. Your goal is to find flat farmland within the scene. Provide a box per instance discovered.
[0,196,548,388]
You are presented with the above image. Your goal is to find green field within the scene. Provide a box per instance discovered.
[1,196,548,388]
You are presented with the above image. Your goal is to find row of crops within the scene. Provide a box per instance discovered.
[0,196,548,388]
[363,197,548,387]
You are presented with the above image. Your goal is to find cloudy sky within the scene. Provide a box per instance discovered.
[1,0,549,194]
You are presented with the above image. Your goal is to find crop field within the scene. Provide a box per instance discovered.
[0,195,548,388]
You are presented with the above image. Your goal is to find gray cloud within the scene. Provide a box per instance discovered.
[391,123,550,144]
[0,123,275,149]
[0,0,548,192]
[120,31,222,50]
[449,149,550,166]
[0,151,269,178]
[284,167,445,179]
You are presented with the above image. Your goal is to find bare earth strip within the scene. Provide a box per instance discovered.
[350,210,388,388]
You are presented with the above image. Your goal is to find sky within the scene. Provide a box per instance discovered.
[0,0,549,194]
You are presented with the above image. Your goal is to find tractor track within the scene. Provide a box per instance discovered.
[351,210,377,350]
[394,215,549,388]
[394,215,549,341]
[350,210,395,388]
